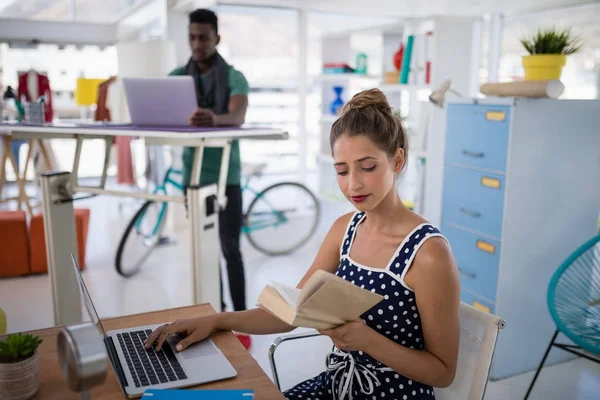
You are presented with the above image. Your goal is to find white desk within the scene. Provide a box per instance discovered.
[0,123,288,326]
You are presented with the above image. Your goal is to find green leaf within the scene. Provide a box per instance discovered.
[520,26,583,55]
[0,340,10,354]
[20,349,33,358]
[0,333,43,361]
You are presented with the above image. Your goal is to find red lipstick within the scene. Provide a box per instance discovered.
[351,195,369,203]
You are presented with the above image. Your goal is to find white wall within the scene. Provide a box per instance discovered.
[167,10,190,66]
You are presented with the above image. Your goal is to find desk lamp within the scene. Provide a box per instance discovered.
[429,80,462,108]
[57,322,107,399]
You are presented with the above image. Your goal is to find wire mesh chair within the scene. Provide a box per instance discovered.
[524,234,600,399]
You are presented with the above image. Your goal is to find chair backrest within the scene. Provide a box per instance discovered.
[435,302,505,400]
[547,234,600,356]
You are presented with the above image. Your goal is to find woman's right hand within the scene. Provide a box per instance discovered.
[143,315,218,353]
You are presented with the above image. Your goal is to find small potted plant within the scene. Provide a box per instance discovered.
[0,333,43,400]
[520,27,583,81]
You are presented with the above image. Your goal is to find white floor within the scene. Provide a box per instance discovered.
[1,184,598,399]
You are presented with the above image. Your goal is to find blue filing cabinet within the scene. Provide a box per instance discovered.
[440,98,600,380]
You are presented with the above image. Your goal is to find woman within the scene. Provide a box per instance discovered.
[145,89,460,399]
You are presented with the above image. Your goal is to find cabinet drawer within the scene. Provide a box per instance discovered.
[442,224,500,302]
[442,165,505,239]
[460,290,495,315]
[445,104,511,172]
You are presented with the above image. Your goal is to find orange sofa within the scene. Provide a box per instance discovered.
[29,208,90,274]
[0,210,30,278]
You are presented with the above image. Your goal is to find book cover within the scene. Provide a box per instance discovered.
[142,389,254,399]
[400,35,414,84]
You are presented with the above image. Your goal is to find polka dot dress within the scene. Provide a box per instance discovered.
[283,212,446,400]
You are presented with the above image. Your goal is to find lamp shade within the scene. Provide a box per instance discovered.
[429,80,462,108]
[75,78,104,106]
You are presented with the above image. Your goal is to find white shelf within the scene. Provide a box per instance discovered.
[319,115,339,124]
[318,73,381,82]
[316,153,334,163]
[411,150,429,158]
[379,83,431,92]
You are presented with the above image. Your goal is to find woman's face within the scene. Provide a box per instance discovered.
[332,134,403,212]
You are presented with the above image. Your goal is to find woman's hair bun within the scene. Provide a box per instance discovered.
[342,88,391,114]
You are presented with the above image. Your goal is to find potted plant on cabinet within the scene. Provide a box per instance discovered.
[0,333,43,400]
[520,27,583,81]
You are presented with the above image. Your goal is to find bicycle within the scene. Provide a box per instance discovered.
[115,163,320,277]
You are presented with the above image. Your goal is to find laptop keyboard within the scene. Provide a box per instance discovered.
[117,330,188,388]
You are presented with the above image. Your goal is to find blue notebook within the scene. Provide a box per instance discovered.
[142,389,254,399]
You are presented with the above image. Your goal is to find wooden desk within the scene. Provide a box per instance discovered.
[19,304,285,399]
[0,136,53,216]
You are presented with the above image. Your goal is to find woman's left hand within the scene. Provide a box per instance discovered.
[318,318,377,352]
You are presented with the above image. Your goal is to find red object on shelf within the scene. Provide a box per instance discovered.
[323,63,351,69]
[425,31,433,84]
[393,44,405,71]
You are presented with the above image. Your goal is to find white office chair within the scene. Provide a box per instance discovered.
[268,302,505,400]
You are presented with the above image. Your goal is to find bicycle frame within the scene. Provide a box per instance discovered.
[241,173,287,234]
[133,166,288,237]
[134,167,183,237]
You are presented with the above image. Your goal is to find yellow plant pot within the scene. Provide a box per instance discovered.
[522,55,566,81]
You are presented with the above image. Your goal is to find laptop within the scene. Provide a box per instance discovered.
[71,255,237,398]
[122,76,197,127]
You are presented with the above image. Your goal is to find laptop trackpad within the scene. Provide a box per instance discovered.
[169,337,218,360]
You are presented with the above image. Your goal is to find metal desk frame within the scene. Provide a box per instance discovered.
[0,124,287,326]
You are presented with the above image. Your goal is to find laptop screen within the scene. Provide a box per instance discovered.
[71,254,108,338]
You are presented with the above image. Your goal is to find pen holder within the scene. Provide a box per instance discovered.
[58,322,107,400]
[23,102,45,125]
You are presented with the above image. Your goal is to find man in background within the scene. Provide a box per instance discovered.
[169,8,251,349]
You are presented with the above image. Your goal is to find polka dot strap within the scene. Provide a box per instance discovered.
[389,224,443,275]
[340,212,365,257]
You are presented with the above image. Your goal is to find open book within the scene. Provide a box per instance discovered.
[257,269,384,329]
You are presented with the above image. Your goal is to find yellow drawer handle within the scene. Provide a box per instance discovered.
[485,111,506,121]
[481,176,501,189]
[472,301,491,313]
[476,239,496,255]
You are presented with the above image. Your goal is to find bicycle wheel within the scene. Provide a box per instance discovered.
[116,200,168,277]
[244,182,320,256]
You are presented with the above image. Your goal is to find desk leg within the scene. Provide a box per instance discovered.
[22,140,34,181]
[188,144,220,310]
[187,184,221,310]
[40,172,83,326]
[37,139,53,171]
[0,137,7,201]
[216,141,231,210]
[6,145,32,216]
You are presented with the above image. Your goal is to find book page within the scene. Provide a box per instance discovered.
[297,269,332,308]
[297,272,383,326]
[269,282,301,309]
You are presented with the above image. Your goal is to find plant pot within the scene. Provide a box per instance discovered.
[522,54,566,81]
[0,351,39,400]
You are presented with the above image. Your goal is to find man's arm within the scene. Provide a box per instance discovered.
[213,94,247,126]
[190,67,249,127]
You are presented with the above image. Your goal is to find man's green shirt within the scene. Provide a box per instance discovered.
[169,65,249,186]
